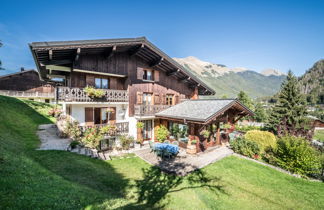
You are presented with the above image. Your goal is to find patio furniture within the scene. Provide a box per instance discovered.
[164,140,170,144]
[148,141,156,153]
[172,141,179,146]
[154,143,179,159]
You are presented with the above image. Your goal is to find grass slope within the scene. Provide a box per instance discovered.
[0,96,323,209]
[314,130,324,142]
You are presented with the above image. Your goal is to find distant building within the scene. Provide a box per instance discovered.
[0,68,54,103]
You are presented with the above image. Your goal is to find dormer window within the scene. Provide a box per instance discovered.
[143,69,153,81]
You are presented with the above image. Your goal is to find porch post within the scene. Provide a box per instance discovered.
[216,121,221,145]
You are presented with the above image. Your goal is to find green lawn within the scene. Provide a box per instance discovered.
[314,130,324,142]
[0,95,323,209]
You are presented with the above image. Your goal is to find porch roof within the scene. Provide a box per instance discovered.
[155,99,254,124]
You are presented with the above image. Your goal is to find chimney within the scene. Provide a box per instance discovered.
[20,67,25,72]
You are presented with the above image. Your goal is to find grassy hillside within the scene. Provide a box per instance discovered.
[0,96,323,209]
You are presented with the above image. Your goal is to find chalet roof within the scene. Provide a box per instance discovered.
[155,99,254,123]
[29,37,215,95]
[0,69,37,79]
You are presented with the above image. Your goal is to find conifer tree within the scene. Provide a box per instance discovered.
[237,91,254,110]
[266,71,310,138]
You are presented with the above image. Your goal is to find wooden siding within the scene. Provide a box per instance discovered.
[71,52,195,116]
[0,71,53,93]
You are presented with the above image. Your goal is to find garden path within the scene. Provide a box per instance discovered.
[37,124,71,150]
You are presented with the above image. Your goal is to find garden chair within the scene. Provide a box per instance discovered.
[149,141,156,153]
[172,141,179,146]
[164,140,170,144]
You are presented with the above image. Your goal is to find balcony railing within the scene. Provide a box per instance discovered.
[134,105,171,116]
[56,87,128,102]
[0,90,54,98]
[79,122,129,136]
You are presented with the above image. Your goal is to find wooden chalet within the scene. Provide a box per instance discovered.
[29,37,254,152]
[0,69,54,102]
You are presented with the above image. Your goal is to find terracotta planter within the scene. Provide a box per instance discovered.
[186,144,197,154]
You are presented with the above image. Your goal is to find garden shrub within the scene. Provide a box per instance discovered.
[244,130,276,153]
[271,135,321,177]
[236,125,262,132]
[156,125,170,142]
[230,137,261,158]
[69,140,80,149]
[81,127,103,149]
[119,135,134,150]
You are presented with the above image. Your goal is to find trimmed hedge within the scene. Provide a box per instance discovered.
[244,130,276,153]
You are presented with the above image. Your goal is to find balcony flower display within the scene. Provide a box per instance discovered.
[84,86,105,98]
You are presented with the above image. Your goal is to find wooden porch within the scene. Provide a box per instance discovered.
[56,87,129,102]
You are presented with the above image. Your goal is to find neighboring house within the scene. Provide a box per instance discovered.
[29,37,253,151]
[0,69,54,103]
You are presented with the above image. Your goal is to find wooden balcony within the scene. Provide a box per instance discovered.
[134,105,171,116]
[56,87,128,103]
[79,122,129,136]
[0,90,54,98]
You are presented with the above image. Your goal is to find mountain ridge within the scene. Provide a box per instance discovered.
[174,56,286,98]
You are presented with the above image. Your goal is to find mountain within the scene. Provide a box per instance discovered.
[299,59,324,104]
[261,69,286,76]
[174,56,286,98]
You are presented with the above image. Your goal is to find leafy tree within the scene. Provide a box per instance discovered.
[266,71,310,138]
[237,91,254,110]
[254,102,268,122]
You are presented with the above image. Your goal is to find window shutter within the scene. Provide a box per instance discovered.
[108,107,116,123]
[137,92,143,104]
[161,94,165,105]
[154,70,159,82]
[110,77,117,89]
[175,95,180,104]
[85,107,94,125]
[86,75,95,87]
[137,67,144,80]
[154,93,160,104]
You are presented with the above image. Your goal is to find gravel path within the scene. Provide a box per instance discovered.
[37,124,71,150]
[134,146,233,176]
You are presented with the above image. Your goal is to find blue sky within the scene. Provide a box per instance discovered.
[0,0,323,76]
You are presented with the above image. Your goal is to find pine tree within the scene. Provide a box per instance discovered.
[254,102,267,122]
[266,71,310,138]
[237,91,254,110]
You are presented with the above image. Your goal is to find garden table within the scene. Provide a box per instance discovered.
[154,143,179,157]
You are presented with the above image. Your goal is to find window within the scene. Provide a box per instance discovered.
[168,122,188,141]
[141,120,153,140]
[143,69,153,81]
[166,94,173,105]
[143,93,153,105]
[95,78,109,89]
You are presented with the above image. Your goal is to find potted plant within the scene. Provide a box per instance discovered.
[186,139,197,154]
[136,122,144,144]
[200,129,210,140]
[84,86,105,98]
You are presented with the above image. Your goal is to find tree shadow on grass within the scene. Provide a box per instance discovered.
[122,160,227,209]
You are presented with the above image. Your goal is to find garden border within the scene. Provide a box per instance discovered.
[233,153,321,182]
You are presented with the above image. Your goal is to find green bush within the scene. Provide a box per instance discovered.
[70,140,80,149]
[230,137,261,158]
[236,125,262,132]
[156,125,170,142]
[244,130,276,153]
[119,135,134,150]
[81,127,103,149]
[271,135,321,177]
